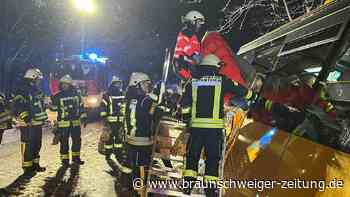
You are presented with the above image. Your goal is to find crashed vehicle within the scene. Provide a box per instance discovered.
[224,0,350,196]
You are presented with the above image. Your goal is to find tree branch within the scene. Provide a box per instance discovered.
[5,41,26,66]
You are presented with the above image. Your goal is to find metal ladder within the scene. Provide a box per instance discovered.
[145,116,226,197]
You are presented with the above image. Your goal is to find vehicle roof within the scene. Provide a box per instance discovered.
[237,0,350,76]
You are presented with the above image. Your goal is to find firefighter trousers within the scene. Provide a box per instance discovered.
[20,125,43,169]
[126,144,152,190]
[59,126,81,162]
[184,127,223,181]
[0,129,3,144]
[105,122,123,156]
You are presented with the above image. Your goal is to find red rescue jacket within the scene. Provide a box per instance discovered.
[173,31,248,105]
[201,31,246,87]
[251,84,336,124]
[201,31,247,104]
[174,31,201,79]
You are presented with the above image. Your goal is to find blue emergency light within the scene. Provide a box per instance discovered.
[89,53,98,61]
[83,51,108,64]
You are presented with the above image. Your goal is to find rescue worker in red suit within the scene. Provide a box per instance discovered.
[173,10,205,80]
[174,11,248,106]
[202,31,249,105]
[201,31,246,86]
[250,74,336,134]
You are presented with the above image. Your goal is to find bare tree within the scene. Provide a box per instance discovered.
[179,0,203,4]
[218,0,323,35]
[0,0,66,92]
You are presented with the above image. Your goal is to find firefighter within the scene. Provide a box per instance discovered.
[250,73,336,133]
[100,76,125,160]
[173,10,205,80]
[0,92,12,144]
[13,68,48,176]
[125,72,158,195]
[50,75,87,166]
[181,54,255,196]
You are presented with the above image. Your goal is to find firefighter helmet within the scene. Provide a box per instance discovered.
[111,76,122,84]
[24,68,43,80]
[128,72,151,86]
[300,73,317,88]
[182,10,205,25]
[200,54,222,67]
[59,75,73,85]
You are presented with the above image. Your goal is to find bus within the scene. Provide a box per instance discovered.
[224,1,350,196]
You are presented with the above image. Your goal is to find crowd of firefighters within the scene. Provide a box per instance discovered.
[0,10,340,197]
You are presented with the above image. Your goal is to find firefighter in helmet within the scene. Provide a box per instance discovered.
[173,10,205,80]
[50,75,87,166]
[0,92,12,144]
[125,72,158,194]
[181,54,255,196]
[13,68,48,177]
[100,76,126,160]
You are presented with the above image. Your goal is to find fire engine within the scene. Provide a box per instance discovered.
[50,54,109,113]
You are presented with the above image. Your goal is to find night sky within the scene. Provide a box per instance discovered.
[62,0,255,80]
[0,0,259,91]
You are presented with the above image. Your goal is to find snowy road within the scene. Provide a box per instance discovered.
[0,122,131,197]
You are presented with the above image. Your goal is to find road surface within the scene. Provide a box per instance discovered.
[0,122,131,197]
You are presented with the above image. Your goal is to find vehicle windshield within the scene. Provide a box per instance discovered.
[294,45,350,152]
[253,39,350,153]
[52,60,100,81]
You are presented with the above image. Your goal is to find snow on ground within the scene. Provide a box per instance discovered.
[0,122,131,197]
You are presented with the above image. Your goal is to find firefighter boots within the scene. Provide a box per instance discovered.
[33,163,46,172]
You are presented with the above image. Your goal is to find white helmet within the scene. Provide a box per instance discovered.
[128,72,151,86]
[59,74,73,85]
[182,10,205,25]
[24,68,43,80]
[200,54,222,67]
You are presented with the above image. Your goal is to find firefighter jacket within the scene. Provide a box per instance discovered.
[13,83,48,126]
[50,87,87,128]
[125,93,157,146]
[201,31,246,87]
[100,87,125,123]
[182,66,254,129]
[174,28,201,80]
[0,96,12,130]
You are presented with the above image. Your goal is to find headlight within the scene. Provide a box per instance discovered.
[87,96,98,105]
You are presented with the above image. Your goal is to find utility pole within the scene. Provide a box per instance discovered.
[73,0,95,54]
[81,18,86,54]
